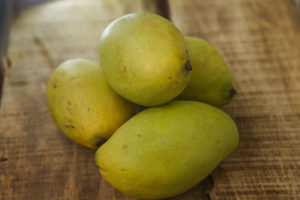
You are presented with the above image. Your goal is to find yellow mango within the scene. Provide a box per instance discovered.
[47,58,138,149]
[178,37,236,107]
[99,13,191,106]
[95,101,239,199]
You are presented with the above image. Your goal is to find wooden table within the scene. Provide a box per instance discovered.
[1,0,300,199]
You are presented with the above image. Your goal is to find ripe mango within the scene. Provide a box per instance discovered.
[95,101,239,199]
[99,13,191,106]
[47,58,138,149]
[178,36,236,107]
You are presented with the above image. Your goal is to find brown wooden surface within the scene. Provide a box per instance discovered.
[170,0,300,199]
[0,0,300,199]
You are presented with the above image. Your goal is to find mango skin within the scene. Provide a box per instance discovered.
[99,13,191,106]
[95,101,239,199]
[178,36,236,107]
[47,58,138,149]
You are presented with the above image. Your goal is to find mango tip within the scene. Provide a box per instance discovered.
[230,88,237,98]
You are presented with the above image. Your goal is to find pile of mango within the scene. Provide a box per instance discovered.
[47,13,239,199]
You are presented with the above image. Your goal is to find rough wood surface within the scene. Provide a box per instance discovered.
[1,0,300,199]
[0,1,207,200]
[170,0,300,199]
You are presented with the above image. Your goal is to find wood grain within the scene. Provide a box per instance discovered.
[170,0,300,199]
[0,1,208,200]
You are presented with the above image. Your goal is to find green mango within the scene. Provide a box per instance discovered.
[99,13,192,107]
[47,58,138,149]
[95,101,239,199]
[178,36,236,107]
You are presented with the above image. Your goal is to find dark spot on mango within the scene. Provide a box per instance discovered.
[168,76,172,79]
[122,144,128,149]
[185,60,192,71]
[120,168,126,171]
[65,124,74,129]
[67,101,72,114]
[53,83,57,88]
[137,134,142,138]
[123,66,127,73]
[94,136,107,147]
[230,88,236,98]
[185,49,189,56]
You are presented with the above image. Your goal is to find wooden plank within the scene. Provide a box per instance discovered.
[0,0,208,199]
[169,0,300,199]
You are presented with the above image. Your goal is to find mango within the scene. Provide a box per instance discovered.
[95,101,239,199]
[99,13,191,106]
[178,36,236,107]
[47,58,138,149]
